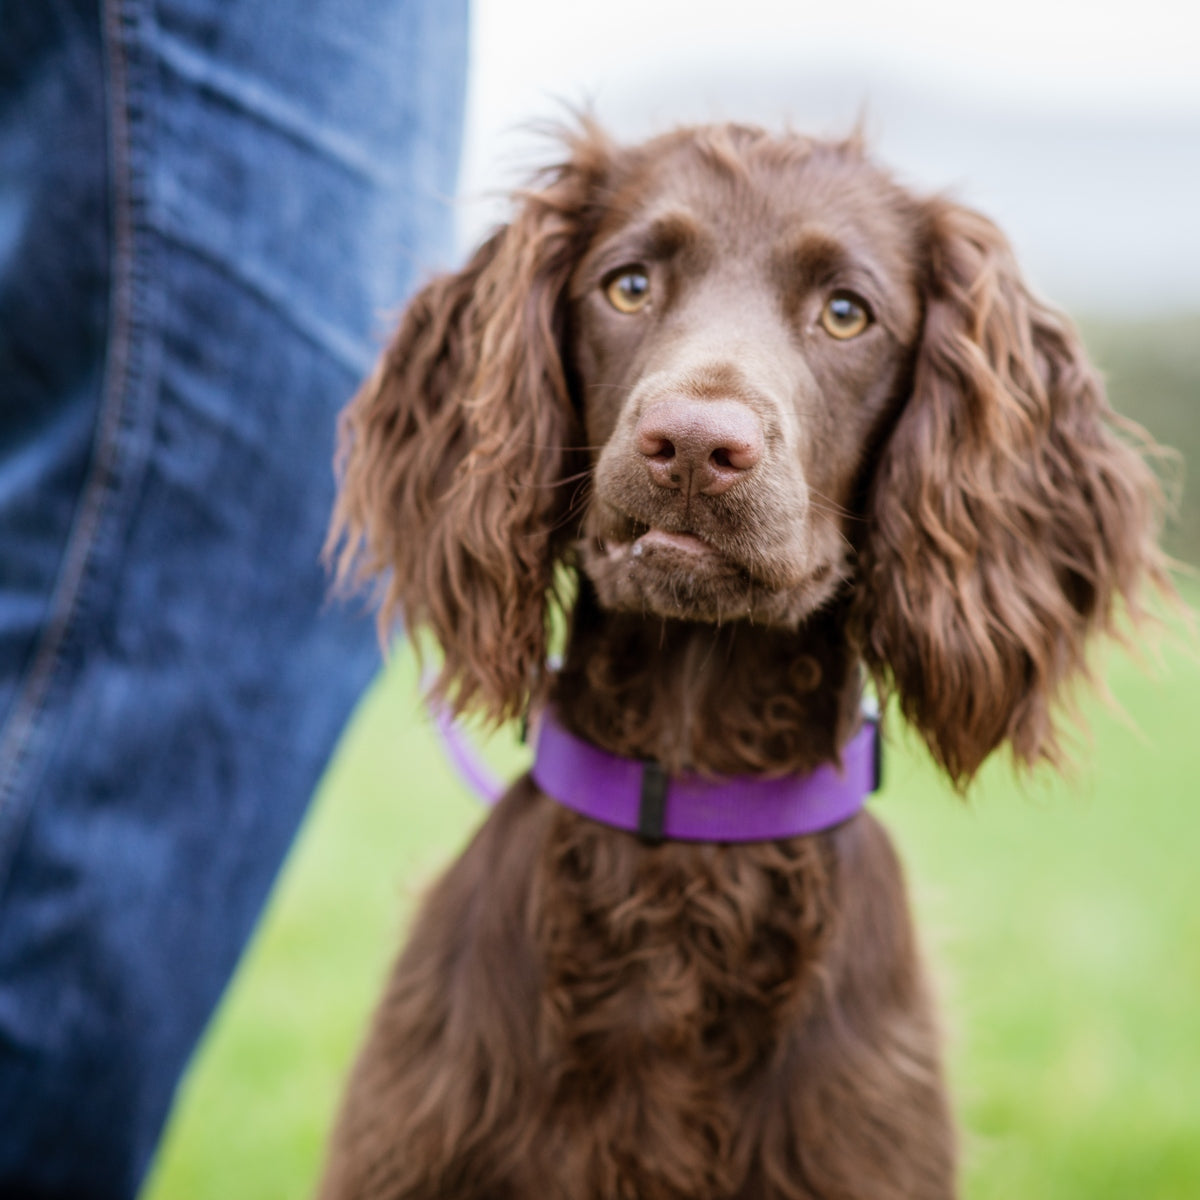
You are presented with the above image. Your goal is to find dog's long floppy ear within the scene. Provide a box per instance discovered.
[329,131,612,723]
[854,198,1169,784]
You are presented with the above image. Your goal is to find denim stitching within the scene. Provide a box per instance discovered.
[0,0,163,890]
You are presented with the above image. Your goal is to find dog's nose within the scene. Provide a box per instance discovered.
[636,399,764,496]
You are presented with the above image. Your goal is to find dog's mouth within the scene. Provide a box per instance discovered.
[578,518,843,627]
[592,520,738,573]
[591,512,791,583]
[629,526,720,561]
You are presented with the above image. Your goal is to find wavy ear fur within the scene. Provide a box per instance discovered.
[856,199,1169,784]
[329,129,613,722]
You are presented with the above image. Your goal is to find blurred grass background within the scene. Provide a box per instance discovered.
[143,318,1198,1199]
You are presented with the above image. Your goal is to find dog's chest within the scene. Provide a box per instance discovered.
[525,820,834,1193]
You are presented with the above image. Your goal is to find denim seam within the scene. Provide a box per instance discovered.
[0,0,163,892]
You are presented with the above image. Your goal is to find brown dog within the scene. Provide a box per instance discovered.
[319,123,1166,1199]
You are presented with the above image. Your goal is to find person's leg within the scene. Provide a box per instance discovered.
[0,1,468,1194]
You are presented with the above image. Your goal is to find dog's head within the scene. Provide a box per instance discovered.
[330,123,1166,783]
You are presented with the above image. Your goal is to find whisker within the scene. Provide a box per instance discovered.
[810,509,857,556]
[524,467,594,490]
[806,488,860,521]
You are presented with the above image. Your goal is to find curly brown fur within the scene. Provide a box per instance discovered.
[851,199,1166,781]
[319,123,1169,1200]
[320,784,951,1200]
[328,127,609,720]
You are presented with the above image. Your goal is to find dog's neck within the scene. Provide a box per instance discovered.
[549,585,861,777]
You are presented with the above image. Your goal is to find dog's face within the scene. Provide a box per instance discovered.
[570,141,924,626]
[331,123,1164,780]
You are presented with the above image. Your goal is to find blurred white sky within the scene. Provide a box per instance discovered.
[459,0,1200,314]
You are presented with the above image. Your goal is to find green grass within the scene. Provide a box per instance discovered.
[881,624,1200,1200]
[1083,314,1200,564]
[142,594,1200,1200]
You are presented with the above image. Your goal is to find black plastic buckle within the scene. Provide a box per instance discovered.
[870,718,883,793]
[638,761,669,844]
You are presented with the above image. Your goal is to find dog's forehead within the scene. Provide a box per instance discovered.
[604,132,921,276]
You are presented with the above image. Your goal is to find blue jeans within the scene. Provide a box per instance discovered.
[0,1,467,1194]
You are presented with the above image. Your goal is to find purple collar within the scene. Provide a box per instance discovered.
[530,708,880,844]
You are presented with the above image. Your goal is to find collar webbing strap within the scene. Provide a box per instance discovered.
[531,708,879,844]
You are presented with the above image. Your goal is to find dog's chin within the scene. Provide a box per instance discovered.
[577,530,843,627]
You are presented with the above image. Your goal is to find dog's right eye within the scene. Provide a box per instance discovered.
[820,291,872,340]
[604,268,651,314]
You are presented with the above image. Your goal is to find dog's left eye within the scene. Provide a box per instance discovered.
[820,292,872,340]
[604,268,651,314]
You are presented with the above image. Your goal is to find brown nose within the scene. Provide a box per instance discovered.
[635,398,764,496]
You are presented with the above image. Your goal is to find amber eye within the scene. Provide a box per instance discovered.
[604,267,651,314]
[820,292,871,340]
